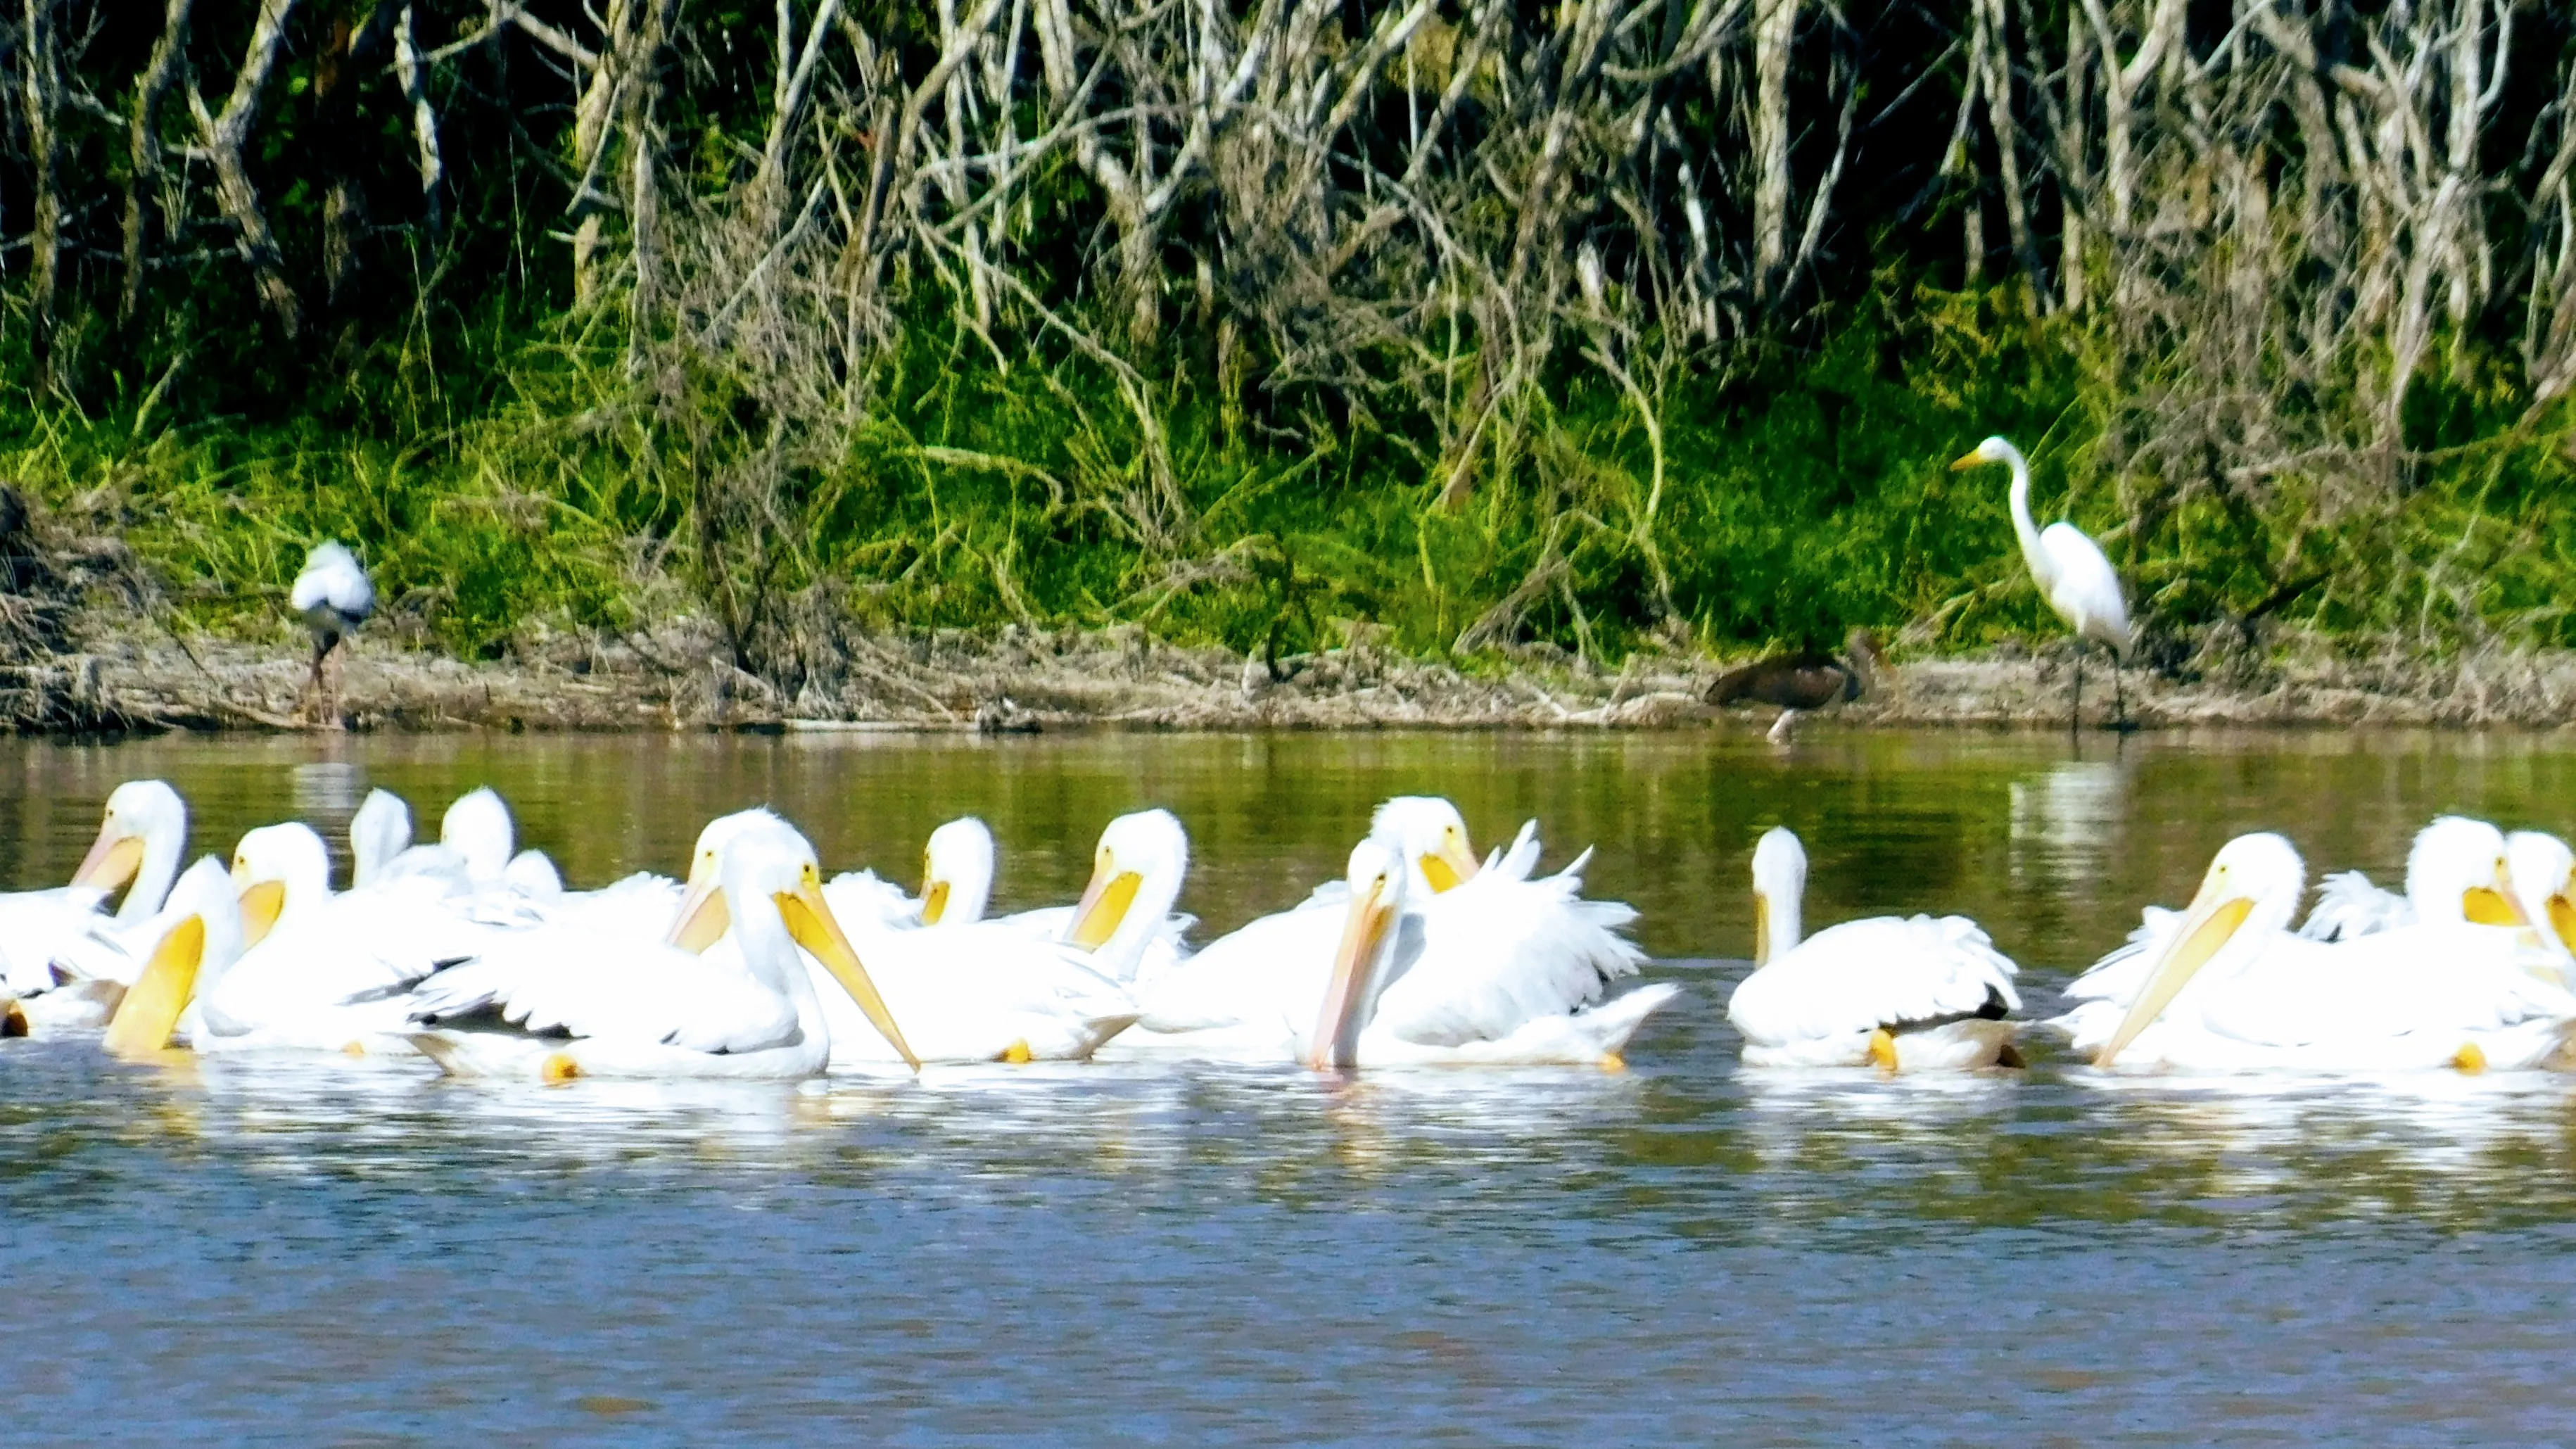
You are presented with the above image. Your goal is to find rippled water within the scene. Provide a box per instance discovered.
[6,728,2576,1443]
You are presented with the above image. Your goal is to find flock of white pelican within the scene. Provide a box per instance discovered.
[1732,815,2576,1076]
[0,782,1672,1080]
[8,782,2572,1083]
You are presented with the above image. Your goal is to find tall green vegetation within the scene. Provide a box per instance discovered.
[5,1,2575,683]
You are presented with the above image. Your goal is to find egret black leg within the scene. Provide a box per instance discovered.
[2112,651,2128,731]
[2070,646,2084,734]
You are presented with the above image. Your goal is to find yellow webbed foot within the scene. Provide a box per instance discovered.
[1866,1027,1899,1072]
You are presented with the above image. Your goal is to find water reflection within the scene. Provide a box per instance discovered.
[8,730,2576,1435]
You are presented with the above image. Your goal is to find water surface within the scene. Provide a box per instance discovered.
[4,728,2573,1443]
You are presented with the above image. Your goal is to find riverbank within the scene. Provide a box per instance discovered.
[25,610,2576,734]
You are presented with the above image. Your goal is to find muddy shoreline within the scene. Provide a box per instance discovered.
[10,612,2574,735]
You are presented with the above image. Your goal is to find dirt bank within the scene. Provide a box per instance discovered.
[15,608,2575,735]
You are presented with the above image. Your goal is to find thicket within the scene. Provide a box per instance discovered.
[4,0,2575,685]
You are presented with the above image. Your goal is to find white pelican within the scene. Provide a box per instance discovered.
[1725,828,2022,1071]
[2054,833,2576,1074]
[1116,801,1669,1065]
[439,787,515,885]
[817,816,995,930]
[182,822,507,1055]
[2507,830,2576,976]
[6,779,191,1008]
[2295,816,2526,942]
[1290,838,1679,1068]
[673,809,1154,1065]
[405,817,915,1080]
[348,788,413,887]
[1951,436,2133,726]
[98,857,243,1058]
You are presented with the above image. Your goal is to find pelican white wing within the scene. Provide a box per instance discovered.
[1727,915,2019,1068]
[2297,870,2411,942]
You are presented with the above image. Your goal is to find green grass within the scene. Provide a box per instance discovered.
[7,279,2574,673]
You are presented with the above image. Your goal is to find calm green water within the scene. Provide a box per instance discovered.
[4,728,2576,1443]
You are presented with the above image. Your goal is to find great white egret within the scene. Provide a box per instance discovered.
[1950,437,2133,729]
[289,541,373,728]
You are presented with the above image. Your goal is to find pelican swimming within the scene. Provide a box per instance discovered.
[2295,816,2529,942]
[818,816,998,930]
[6,780,191,1018]
[182,822,513,1055]
[1289,837,1679,1068]
[671,809,1160,1064]
[2507,830,2576,978]
[405,816,915,1080]
[2054,833,2576,1073]
[1725,827,2022,1071]
[97,857,244,1058]
[1114,799,1670,1065]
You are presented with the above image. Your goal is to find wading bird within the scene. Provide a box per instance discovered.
[1726,827,2023,1070]
[1950,437,2133,730]
[290,541,374,729]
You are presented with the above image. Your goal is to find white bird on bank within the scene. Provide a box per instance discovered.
[1725,828,2022,1070]
[405,816,915,1080]
[1113,799,1669,1066]
[2053,833,2576,1074]
[290,541,373,726]
[291,541,373,659]
[1950,436,2133,726]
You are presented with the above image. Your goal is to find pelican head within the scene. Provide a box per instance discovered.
[2095,833,2307,1069]
[1368,796,1482,895]
[2506,830,2576,961]
[73,779,189,923]
[229,822,334,950]
[1749,826,1808,966]
[1308,837,1411,1071]
[440,787,515,885]
[2404,816,2526,928]
[666,807,787,945]
[918,817,996,926]
[1949,436,2020,472]
[505,849,564,898]
[668,816,918,1069]
[1064,809,1189,968]
[101,856,245,1058]
[348,789,413,888]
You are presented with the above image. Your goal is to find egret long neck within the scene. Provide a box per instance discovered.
[120,817,186,924]
[2003,445,2048,580]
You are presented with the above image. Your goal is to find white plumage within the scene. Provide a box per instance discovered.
[184,822,510,1055]
[1113,803,1668,1067]
[2051,832,2576,1074]
[404,816,915,1080]
[289,540,374,647]
[1726,827,2022,1070]
[1951,436,2131,719]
